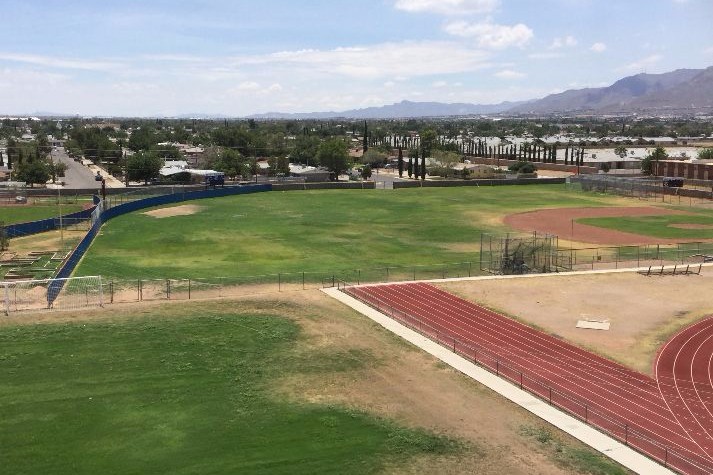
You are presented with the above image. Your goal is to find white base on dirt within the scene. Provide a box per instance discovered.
[576,319,611,330]
[323,286,675,475]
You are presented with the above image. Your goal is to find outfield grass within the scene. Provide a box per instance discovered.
[1,204,84,224]
[77,185,628,279]
[0,310,458,475]
[579,213,713,240]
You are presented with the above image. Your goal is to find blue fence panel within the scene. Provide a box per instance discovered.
[6,206,96,238]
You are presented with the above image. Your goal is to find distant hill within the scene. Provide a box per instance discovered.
[510,67,713,115]
[246,99,528,120]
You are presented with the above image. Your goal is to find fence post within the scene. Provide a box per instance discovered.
[4,283,9,315]
[138,279,143,301]
[357,269,361,285]
[110,281,114,304]
[468,261,472,277]
[188,279,191,300]
[278,273,281,292]
[496,360,499,376]
[166,279,170,300]
[386,267,390,282]
[519,372,523,389]
[302,272,305,290]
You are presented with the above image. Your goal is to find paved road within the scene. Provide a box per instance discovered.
[50,147,104,190]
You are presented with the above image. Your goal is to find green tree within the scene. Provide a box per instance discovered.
[361,164,372,180]
[614,145,628,158]
[420,129,437,158]
[127,151,163,184]
[698,148,713,160]
[361,149,386,168]
[290,135,320,166]
[397,147,404,178]
[15,158,51,187]
[128,127,158,152]
[641,146,668,175]
[432,151,461,178]
[317,138,349,176]
[362,120,368,153]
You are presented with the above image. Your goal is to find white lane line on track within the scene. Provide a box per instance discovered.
[323,287,676,475]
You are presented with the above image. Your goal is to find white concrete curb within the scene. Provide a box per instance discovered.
[322,286,675,475]
[352,262,713,288]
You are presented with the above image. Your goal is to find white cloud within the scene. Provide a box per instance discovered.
[704,45,713,56]
[620,54,663,72]
[394,0,499,15]
[0,52,120,71]
[528,52,562,60]
[383,81,396,88]
[235,81,261,91]
[432,80,448,88]
[236,41,492,79]
[494,69,526,79]
[550,35,577,49]
[444,21,533,49]
[590,42,607,53]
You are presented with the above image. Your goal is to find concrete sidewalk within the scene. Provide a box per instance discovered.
[322,286,675,475]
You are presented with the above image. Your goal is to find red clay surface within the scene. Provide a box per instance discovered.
[345,283,713,475]
[656,317,713,466]
[504,206,693,245]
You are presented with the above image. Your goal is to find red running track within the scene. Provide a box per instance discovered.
[657,317,713,465]
[345,283,713,475]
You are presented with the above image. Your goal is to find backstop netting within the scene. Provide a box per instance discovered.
[567,175,664,200]
[2,276,103,313]
[480,232,565,274]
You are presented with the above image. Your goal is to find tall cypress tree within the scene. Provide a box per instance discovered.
[397,147,404,177]
[413,158,419,178]
[363,120,368,153]
[421,154,426,180]
[408,158,413,178]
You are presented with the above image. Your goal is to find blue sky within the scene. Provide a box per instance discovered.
[0,0,711,116]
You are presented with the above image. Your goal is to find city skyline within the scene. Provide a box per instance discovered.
[0,0,711,116]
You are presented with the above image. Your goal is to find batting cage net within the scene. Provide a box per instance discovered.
[479,232,564,274]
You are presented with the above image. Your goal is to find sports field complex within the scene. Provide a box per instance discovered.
[3,182,713,474]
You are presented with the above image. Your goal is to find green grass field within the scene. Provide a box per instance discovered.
[0,307,458,475]
[77,185,635,280]
[1,204,84,224]
[579,212,713,240]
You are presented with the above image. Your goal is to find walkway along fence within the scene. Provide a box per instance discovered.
[339,285,713,475]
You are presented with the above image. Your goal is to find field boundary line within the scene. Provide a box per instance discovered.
[322,287,675,475]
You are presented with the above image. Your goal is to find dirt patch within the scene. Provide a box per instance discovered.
[143,204,202,218]
[670,223,713,230]
[441,270,713,375]
[504,206,694,245]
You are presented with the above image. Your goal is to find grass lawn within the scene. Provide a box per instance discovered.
[0,308,458,475]
[579,212,713,240]
[1,204,84,224]
[77,185,628,280]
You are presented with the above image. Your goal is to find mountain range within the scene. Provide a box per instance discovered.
[247,66,713,119]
